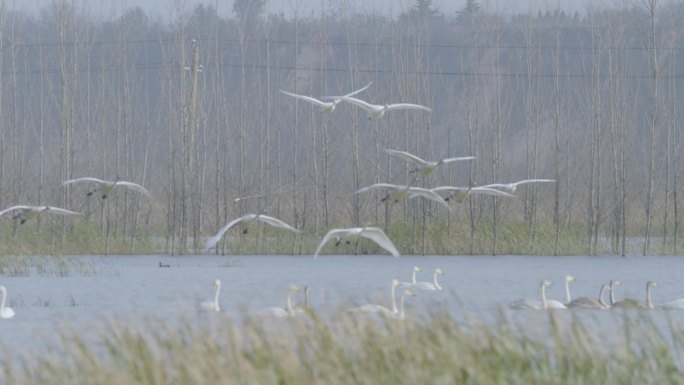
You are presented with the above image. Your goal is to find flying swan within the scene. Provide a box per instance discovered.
[430,186,515,203]
[280,82,372,114]
[0,285,15,319]
[199,278,221,312]
[314,227,400,258]
[482,179,555,193]
[203,213,300,252]
[0,205,80,224]
[354,183,451,210]
[63,177,152,200]
[339,95,431,120]
[385,149,475,176]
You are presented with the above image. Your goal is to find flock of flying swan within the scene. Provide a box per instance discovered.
[508,276,682,310]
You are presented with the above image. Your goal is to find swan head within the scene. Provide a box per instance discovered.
[413,266,421,272]
[647,281,657,288]
[566,275,576,282]
[435,268,443,275]
[392,279,400,287]
[403,288,415,297]
[213,279,221,287]
[288,285,300,293]
[609,279,620,288]
[541,279,552,288]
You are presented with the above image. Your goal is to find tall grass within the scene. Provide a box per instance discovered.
[4,308,684,384]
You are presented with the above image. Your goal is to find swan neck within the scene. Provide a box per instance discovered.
[539,284,547,309]
[598,285,607,307]
[0,288,5,312]
[213,284,221,310]
[398,295,405,319]
[412,270,417,284]
[433,272,442,290]
[646,284,653,309]
[565,280,572,303]
[390,283,398,313]
[609,283,617,305]
[286,292,294,316]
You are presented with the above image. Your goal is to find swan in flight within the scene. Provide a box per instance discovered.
[314,227,400,258]
[482,179,555,193]
[0,205,80,224]
[430,186,515,203]
[409,268,443,291]
[203,214,300,252]
[349,279,401,316]
[199,279,221,312]
[399,266,421,288]
[339,95,431,120]
[280,82,372,114]
[259,285,301,318]
[566,282,610,309]
[611,280,657,309]
[385,149,475,176]
[354,183,450,210]
[0,286,15,319]
[62,177,152,200]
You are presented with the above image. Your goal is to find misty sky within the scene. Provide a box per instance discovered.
[17,0,591,20]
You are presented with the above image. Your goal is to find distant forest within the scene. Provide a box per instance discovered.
[0,0,683,256]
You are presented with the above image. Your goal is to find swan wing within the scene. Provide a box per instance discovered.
[440,156,476,164]
[407,187,451,209]
[509,298,542,309]
[0,205,32,217]
[384,149,428,166]
[62,177,107,186]
[199,300,219,312]
[44,206,81,216]
[354,183,405,195]
[359,227,400,257]
[409,282,437,291]
[470,187,515,198]
[279,90,330,108]
[663,298,684,309]
[512,179,555,187]
[348,304,391,314]
[259,307,289,317]
[430,186,468,194]
[314,228,360,258]
[339,95,378,112]
[203,215,255,251]
[384,103,432,113]
[545,300,568,309]
[255,215,300,233]
[566,297,604,309]
[322,81,373,101]
[114,181,153,198]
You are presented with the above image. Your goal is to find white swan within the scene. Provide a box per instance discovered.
[294,285,312,315]
[199,279,221,312]
[314,227,400,258]
[482,179,555,193]
[566,282,611,309]
[430,186,515,203]
[509,280,566,310]
[259,285,301,318]
[0,286,15,319]
[354,183,451,210]
[564,275,576,303]
[663,297,684,309]
[339,95,431,120]
[63,176,152,199]
[386,289,415,320]
[203,213,300,252]
[409,268,443,291]
[611,280,657,309]
[385,149,475,176]
[0,205,81,224]
[280,82,372,114]
[399,266,421,288]
[349,279,401,316]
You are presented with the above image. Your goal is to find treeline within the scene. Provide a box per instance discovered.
[0,0,682,256]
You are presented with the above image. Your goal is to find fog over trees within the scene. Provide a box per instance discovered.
[1,0,683,256]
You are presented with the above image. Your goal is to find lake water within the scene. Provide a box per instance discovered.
[2,254,684,357]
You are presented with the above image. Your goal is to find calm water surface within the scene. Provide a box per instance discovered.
[2,254,684,354]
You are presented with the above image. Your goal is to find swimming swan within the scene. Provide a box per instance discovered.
[0,286,15,319]
[612,281,657,309]
[259,285,301,318]
[354,183,451,210]
[409,268,443,291]
[314,227,400,258]
[0,205,81,224]
[339,95,431,120]
[199,279,221,312]
[566,282,610,309]
[564,275,576,303]
[385,149,475,176]
[430,186,515,203]
[482,179,555,193]
[63,177,152,199]
[399,266,421,288]
[203,214,300,252]
[349,279,401,316]
[280,82,372,114]
[509,280,566,310]
[386,289,415,320]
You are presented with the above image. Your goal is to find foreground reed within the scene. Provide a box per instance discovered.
[3,307,684,385]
